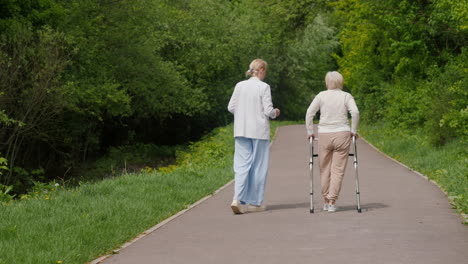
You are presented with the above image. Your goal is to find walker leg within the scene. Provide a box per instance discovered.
[309,137,314,214]
[352,136,362,213]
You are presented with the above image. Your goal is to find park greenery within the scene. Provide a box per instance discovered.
[0,1,466,213]
[0,0,336,194]
[0,1,467,262]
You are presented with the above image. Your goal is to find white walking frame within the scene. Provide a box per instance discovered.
[308,136,362,213]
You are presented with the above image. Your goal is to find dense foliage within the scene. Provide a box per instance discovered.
[0,0,466,193]
[332,0,467,145]
[0,0,333,191]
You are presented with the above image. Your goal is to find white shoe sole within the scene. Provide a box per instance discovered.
[231,204,244,214]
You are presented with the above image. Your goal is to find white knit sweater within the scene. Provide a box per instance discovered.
[305,89,359,135]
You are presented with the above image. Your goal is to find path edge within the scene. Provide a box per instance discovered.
[89,126,283,264]
[360,136,468,224]
[89,179,235,264]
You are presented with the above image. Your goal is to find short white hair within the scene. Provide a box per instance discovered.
[325,71,344,90]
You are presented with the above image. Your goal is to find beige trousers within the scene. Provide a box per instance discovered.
[318,131,351,201]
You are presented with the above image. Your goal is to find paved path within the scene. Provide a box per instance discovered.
[103,125,468,264]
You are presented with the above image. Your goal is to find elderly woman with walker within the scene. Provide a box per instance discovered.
[305,71,360,213]
[227,59,280,214]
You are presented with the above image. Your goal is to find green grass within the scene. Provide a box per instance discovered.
[359,122,468,215]
[74,143,180,183]
[0,121,297,264]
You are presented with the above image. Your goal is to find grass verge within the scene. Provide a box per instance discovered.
[74,143,180,183]
[0,121,297,264]
[359,122,467,216]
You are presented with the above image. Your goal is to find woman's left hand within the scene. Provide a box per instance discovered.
[274,108,281,117]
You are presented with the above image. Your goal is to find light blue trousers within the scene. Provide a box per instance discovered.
[233,137,270,206]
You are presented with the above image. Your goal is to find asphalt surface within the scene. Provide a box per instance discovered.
[102,125,468,264]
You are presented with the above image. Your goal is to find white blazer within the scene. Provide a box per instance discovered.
[228,77,277,140]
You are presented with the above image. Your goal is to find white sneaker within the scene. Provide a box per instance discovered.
[323,204,329,211]
[231,200,245,214]
[327,204,337,213]
[247,204,266,212]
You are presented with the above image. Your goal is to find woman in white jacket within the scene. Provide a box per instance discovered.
[305,71,359,213]
[227,59,280,214]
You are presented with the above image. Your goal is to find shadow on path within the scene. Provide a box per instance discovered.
[267,202,310,210]
[267,202,388,212]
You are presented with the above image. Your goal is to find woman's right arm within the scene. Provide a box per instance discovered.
[346,95,360,135]
[305,95,320,137]
[262,85,278,119]
[227,85,239,114]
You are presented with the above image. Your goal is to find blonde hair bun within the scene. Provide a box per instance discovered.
[246,59,268,77]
